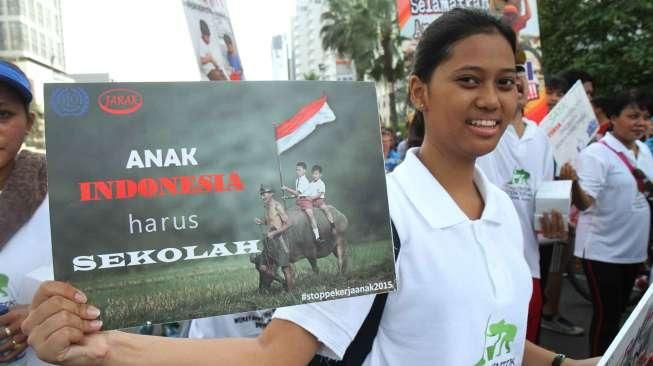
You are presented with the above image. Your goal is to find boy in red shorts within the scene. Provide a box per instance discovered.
[282,162,321,242]
[309,165,336,235]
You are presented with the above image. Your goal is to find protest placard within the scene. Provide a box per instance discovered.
[599,286,653,365]
[538,80,599,169]
[182,0,244,81]
[396,0,548,122]
[45,81,396,330]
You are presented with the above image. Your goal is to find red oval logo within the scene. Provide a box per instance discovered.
[98,88,143,115]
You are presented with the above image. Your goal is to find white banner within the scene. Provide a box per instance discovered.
[182,0,244,81]
[538,80,598,168]
[599,285,653,365]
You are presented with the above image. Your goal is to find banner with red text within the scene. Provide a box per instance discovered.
[396,0,547,122]
[45,81,395,329]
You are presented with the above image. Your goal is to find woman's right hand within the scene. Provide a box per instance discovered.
[21,281,108,365]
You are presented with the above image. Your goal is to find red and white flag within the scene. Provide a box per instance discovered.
[275,96,336,154]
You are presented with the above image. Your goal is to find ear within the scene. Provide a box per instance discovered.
[26,111,35,133]
[409,75,428,111]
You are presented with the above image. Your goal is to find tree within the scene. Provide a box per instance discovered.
[539,0,653,95]
[321,0,405,129]
[303,71,321,80]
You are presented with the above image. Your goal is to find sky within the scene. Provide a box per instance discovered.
[61,0,296,82]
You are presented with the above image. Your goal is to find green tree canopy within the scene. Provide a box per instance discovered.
[539,0,653,95]
[321,0,405,129]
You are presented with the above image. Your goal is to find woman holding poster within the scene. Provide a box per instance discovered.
[0,60,51,365]
[565,91,653,356]
[22,9,597,366]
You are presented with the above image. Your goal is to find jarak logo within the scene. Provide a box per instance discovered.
[98,88,143,115]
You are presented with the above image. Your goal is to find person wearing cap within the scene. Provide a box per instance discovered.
[254,184,294,290]
[0,60,52,365]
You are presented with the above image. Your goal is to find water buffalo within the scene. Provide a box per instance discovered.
[251,205,348,291]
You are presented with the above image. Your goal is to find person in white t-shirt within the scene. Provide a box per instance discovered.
[22,9,597,366]
[282,162,322,242]
[307,165,336,235]
[198,19,227,81]
[476,57,562,344]
[561,91,653,357]
[0,60,53,366]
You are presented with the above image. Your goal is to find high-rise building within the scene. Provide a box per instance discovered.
[271,34,289,81]
[290,0,354,81]
[0,0,71,149]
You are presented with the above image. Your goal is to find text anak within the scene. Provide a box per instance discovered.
[72,241,261,271]
[78,148,245,201]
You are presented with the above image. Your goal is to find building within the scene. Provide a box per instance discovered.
[0,0,71,150]
[290,0,354,81]
[271,34,289,81]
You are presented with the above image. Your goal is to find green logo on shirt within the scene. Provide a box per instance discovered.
[474,319,518,366]
[509,168,531,185]
[0,273,8,297]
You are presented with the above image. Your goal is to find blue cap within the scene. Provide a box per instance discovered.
[0,61,33,104]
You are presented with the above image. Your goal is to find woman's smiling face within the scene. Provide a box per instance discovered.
[411,32,518,161]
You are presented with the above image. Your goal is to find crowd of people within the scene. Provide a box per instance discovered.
[1,6,652,366]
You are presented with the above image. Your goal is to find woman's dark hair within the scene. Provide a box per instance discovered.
[560,69,593,87]
[606,89,649,119]
[408,8,517,148]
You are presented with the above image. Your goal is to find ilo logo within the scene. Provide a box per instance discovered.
[50,87,90,117]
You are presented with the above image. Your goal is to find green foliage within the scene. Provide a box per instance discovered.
[321,0,405,128]
[77,240,394,330]
[303,71,321,80]
[539,0,653,95]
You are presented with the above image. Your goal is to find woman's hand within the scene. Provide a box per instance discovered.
[559,162,578,181]
[20,281,108,365]
[565,357,601,365]
[539,210,567,240]
[0,304,28,362]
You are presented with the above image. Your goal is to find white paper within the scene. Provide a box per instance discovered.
[16,265,53,304]
[533,180,572,231]
[538,81,598,172]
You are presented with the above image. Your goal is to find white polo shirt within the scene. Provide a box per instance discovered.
[308,178,326,199]
[274,148,532,365]
[188,309,274,339]
[575,133,653,263]
[477,119,555,278]
[295,175,310,196]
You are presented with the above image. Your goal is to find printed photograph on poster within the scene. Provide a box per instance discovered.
[396,0,546,121]
[599,286,653,366]
[182,0,244,81]
[44,82,396,330]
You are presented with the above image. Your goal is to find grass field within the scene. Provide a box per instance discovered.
[74,240,395,330]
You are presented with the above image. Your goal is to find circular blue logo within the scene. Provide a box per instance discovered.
[50,87,89,117]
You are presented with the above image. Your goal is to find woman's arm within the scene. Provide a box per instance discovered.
[559,162,595,211]
[22,281,319,366]
[523,341,599,366]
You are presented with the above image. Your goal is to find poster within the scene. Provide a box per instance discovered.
[182,0,244,81]
[396,0,547,121]
[538,80,598,167]
[45,82,396,330]
[599,286,653,366]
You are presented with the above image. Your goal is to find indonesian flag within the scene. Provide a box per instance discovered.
[275,96,336,154]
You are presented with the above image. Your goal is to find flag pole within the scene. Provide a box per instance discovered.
[272,122,287,209]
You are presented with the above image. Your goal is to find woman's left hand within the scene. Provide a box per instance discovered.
[540,210,567,240]
[565,357,601,365]
[0,304,29,362]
